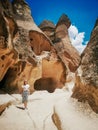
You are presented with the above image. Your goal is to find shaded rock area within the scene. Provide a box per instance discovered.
[72,19,98,113]
[34,77,63,93]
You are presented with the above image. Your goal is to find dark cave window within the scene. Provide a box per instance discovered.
[19,54,22,59]
[30,38,33,41]
[1,55,5,60]
[2,64,4,67]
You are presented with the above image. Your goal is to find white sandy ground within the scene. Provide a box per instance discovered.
[0,82,98,130]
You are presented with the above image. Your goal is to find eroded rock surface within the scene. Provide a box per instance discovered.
[0,0,42,93]
[72,19,98,113]
[39,14,81,73]
[29,30,52,55]
[54,14,80,72]
[39,20,55,41]
[0,0,80,94]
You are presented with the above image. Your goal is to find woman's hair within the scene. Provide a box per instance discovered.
[24,80,28,85]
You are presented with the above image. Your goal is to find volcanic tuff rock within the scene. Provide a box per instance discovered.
[0,0,40,93]
[39,20,55,30]
[0,0,69,93]
[39,14,81,72]
[39,20,55,41]
[56,13,71,28]
[72,18,98,113]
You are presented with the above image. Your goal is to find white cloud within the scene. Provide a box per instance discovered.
[68,25,78,38]
[68,25,87,54]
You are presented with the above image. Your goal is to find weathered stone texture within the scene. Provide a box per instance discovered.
[0,1,80,95]
[39,20,55,41]
[72,19,98,113]
[39,14,80,73]
[29,30,52,55]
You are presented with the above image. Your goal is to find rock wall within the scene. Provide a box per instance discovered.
[0,0,42,93]
[72,19,98,113]
[39,14,81,73]
[0,0,80,94]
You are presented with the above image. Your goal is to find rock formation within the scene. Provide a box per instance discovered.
[0,0,18,81]
[34,77,60,93]
[0,0,42,93]
[29,30,52,55]
[54,14,80,72]
[0,0,80,94]
[39,20,55,42]
[72,18,98,113]
[39,14,81,73]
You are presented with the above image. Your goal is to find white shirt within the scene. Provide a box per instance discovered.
[22,84,30,91]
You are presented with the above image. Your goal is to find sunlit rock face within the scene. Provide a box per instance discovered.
[33,51,66,92]
[54,14,80,72]
[0,0,41,93]
[42,56,66,86]
[0,1,18,81]
[29,30,52,55]
[0,0,67,93]
[39,14,81,73]
[72,19,98,113]
[0,0,80,93]
[1,61,41,94]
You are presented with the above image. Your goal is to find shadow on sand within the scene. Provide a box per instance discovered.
[16,106,25,110]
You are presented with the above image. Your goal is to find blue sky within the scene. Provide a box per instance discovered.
[25,0,98,53]
[26,0,98,41]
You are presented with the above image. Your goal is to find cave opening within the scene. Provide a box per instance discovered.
[0,70,9,93]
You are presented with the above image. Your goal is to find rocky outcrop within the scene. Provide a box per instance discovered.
[29,30,52,55]
[56,14,71,29]
[34,56,66,92]
[39,14,81,73]
[39,20,55,41]
[72,19,98,113]
[42,55,66,85]
[0,0,69,93]
[33,14,80,92]
[54,14,80,72]
[0,0,43,93]
[0,0,18,81]
[0,0,81,94]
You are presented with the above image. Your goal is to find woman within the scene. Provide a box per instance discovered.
[21,80,30,109]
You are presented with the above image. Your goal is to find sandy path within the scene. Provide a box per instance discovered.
[0,88,98,130]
